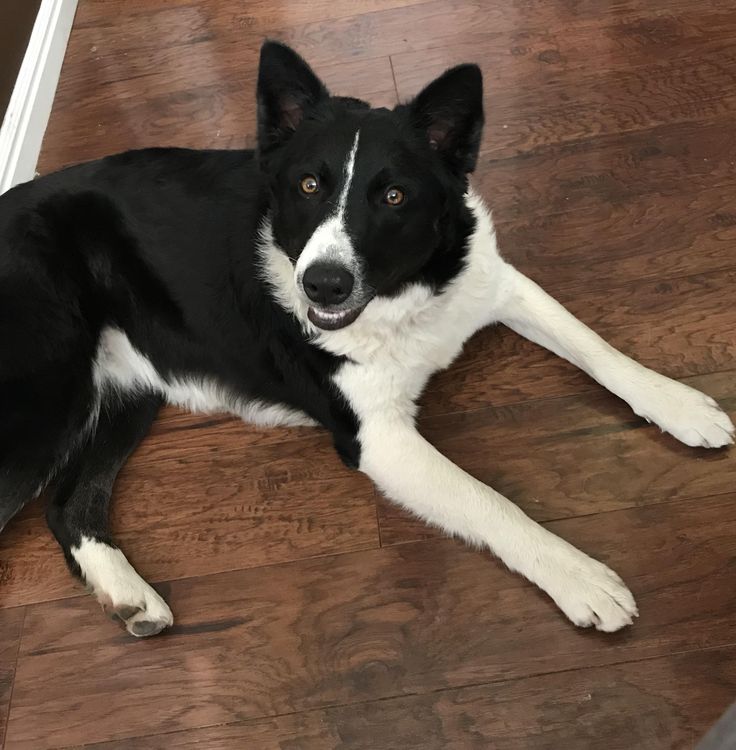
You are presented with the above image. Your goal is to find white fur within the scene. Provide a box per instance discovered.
[353,416,638,631]
[259,187,734,631]
[71,536,173,637]
[94,327,316,427]
[498,267,735,448]
[294,130,362,286]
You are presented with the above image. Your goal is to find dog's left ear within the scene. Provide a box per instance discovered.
[409,64,484,175]
[257,41,329,153]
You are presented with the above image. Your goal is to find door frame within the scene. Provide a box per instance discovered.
[0,0,78,194]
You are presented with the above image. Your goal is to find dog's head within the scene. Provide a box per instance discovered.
[257,41,483,331]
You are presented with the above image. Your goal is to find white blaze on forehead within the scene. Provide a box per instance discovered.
[296,130,361,279]
[337,129,360,216]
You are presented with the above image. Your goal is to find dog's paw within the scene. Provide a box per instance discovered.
[73,538,174,637]
[100,584,174,638]
[630,378,734,449]
[538,547,638,632]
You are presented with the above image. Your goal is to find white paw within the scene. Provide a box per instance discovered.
[101,581,174,638]
[630,378,734,449]
[72,537,174,637]
[538,546,638,632]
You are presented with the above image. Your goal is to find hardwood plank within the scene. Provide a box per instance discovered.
[390,12,736,158]
[388,13,736,97]
[78,711,336,750]
[419,268,736,418]
[494,182,736,293]
[79,646,736,750]
[45,5,736,170]
[54,46,394,105]
[479,118,736,224]
[379,371,735,545]
[67,0,728,62]
[0,420,379,609]
[0,608,24,747]
[6,493,736,748]
[38,45,397,171]
[72,0,434,39]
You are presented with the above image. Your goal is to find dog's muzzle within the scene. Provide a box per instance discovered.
[301,261,366,330]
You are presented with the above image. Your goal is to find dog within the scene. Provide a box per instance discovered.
[0,41,732,637]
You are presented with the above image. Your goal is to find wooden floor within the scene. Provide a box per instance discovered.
[2,1,736,747]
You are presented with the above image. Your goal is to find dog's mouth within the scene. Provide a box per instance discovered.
[307,303,367,331]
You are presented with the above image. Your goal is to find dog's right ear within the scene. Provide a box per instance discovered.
[257,41,329,152]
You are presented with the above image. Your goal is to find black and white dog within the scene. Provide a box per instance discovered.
[1,42,732,637]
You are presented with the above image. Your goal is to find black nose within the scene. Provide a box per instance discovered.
[302,262,354,306]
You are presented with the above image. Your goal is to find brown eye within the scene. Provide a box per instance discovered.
[384,187,404,206]
[300,175,319,194]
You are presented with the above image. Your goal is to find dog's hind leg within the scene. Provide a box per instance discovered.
[0,381,95,534]
[494,264,735,449]
[47,391,171,638]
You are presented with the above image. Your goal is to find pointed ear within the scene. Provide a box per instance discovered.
[409,64,484,175]
[257,41,329,152]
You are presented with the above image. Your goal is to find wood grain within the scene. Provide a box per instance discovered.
[495,183,736,293]
[478,118,736,224]
[390,12,736,158]
[5,493,736,748]
[80,646,736,750]
[39,49,397,171]
[71,0,435,42]
[71,0,725,69]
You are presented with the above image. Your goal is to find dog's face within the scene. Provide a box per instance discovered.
[256,42,484,330]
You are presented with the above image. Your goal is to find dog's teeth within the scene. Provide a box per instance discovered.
[307,305,364,329]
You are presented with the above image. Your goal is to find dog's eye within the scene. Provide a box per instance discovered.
[300,175,320,194]
[384,187,405,206]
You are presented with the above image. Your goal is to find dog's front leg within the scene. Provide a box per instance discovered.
[363,413,637,631]
[495,264,734,448]
[336,364,637,631]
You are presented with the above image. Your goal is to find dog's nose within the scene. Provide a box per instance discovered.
[302,262,354,306]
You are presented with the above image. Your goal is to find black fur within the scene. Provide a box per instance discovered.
[0,41,483,597]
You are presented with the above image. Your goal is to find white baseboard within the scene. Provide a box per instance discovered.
[0,0,78,195]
